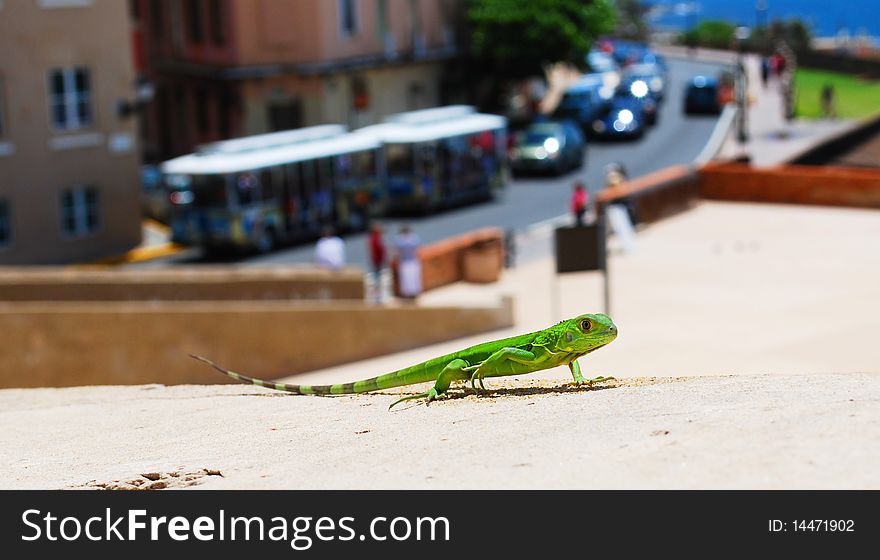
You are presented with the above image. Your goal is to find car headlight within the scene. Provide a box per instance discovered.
[592,120,606,133]
[617,109,634,125]
[630,80,649,98]
[543,137,560,154]
[534,147,548,160]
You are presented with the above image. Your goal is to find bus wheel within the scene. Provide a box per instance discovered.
[255,226,277,254]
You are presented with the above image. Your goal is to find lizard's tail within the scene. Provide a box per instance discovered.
[189,354,433,396]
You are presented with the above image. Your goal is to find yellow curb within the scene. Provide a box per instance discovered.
[83,242,187,266]
[144,219,171,235]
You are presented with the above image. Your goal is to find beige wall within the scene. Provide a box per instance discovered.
[0,0,142,264]
[240,63,442,133]
[233,0,453,66]
[0,266,365,301]
[0,297,514,388]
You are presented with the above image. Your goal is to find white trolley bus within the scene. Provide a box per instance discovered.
[162,125,384,252]
[358,106,508,213]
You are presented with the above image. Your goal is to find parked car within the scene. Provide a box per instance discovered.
[510,120,586,175]
[589,97,646,140]
[622,63,667,102]
[684,75,723,114]
[553,75,607,130]
[616,76,659,125]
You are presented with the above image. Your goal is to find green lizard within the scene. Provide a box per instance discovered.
[190,313,618,410]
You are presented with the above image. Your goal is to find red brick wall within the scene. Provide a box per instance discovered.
[699,163,880,208]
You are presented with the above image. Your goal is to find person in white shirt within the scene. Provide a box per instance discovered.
[314,227,345,270]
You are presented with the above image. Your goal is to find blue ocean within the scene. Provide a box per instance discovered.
[648,0,880,38]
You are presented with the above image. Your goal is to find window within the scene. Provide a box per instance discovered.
[0,199,10,247]
[187,0,204,44]
[150,0,163,37]
[195,87,209,134]
[0,76,6,137]
[48,67,93,131]
[376,0,388,39]
[338,0,358,37]
[60,186,99,238]
[129,0,140,22]
[208,0,225,45]
[267,99,302,132]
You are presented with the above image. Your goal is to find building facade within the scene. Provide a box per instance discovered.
[131,0,462,161]
[0,0,143,264]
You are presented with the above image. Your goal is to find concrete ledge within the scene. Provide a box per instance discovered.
[2,372,876,489]
[596,165,700,225]
[0,266,365,301]
[0,297,514,388]
[392,228,505,294]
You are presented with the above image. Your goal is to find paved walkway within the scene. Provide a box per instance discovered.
[716,53,856,166]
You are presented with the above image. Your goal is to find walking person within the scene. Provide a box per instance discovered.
[314,226,345,271]
[571,182,589,227]
[396,225,422,301]
[821,83,836,119]
[368,222,387,303]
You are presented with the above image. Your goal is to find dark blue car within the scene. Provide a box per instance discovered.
[553,75,608,131]
[589,96,646,140]
[684,75,722,114]
[615,76,659,125]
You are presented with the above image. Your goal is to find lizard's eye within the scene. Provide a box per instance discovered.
[581,319,591,331]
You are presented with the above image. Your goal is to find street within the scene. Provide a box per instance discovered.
[158,57,730,268]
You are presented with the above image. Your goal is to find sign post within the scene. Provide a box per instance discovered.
[553,213,609,319]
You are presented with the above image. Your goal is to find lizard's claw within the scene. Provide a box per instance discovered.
[389,387,440,410]
[469,371,488,392]
[585,376,616,387]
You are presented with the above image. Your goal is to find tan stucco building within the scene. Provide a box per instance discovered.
[0,0,143,264]
[132,0,462,161]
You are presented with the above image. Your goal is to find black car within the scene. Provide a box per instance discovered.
[615,76,659,125]
[589,97,647,140]
[684,75,722,114]
[510,120,586,175]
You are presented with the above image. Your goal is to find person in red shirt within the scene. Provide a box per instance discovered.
[571,182,589,226]
[368,222,386,302]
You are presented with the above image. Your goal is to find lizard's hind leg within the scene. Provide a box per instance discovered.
[388,359,470,410]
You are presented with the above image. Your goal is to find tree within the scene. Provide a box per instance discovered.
[614,0,650,41]
[468,0,617,80]
[680,20,736,50]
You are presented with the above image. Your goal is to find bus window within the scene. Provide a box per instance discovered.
[283,162,301,231]
[315,157,335,222]
[355,149,377,178]
[335,153,355,190]
[259,169,275,201]
[236,172,258,206]
[386,144,414,177]
[182,174,228,208]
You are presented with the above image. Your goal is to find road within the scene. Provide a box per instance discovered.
[160,57,729,268]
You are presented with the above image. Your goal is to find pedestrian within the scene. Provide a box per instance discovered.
[396,225,422,300]
[760,57,770,87]
[571,182,589,227]
[368,222,386,302]
[821,83,836,119]
[314,226,345,271]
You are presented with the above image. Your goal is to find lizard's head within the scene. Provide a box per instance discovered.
[560,313,618,353]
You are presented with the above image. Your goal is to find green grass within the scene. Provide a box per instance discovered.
[795,68,880,120]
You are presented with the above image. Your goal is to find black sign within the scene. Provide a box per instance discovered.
[554,220,606,274]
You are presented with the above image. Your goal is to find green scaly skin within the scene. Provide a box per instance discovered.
[190,313,618,410]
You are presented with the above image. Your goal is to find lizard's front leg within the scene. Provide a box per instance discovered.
[570,359,616,386]
[465,347,538,391]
